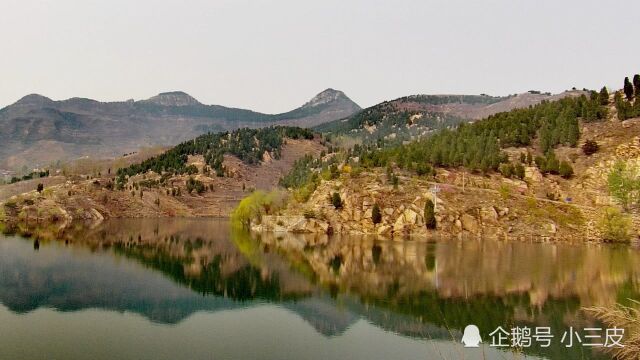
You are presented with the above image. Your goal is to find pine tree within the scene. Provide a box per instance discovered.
[424,199,436,229]
[634,74,640,98]
[565,116,580,147]
[559,161,574,179]
[331,192,343,209]
[514,163,525,179]
[526,151,533,165]
[624,77,634,101]
[599,86,609,105]
[372,203,382,224]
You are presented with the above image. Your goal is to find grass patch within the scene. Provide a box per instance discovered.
[523,198,585,228]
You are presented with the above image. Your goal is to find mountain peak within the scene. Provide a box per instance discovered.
[14,94,54,106]
[145,91,200,107]
[302,88,353,109]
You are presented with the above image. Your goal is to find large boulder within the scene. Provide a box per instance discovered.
[481,206,499,223]
[461,214,480,234]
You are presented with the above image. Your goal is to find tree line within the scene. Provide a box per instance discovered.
[116,126,313,186]
[353,92,606,174]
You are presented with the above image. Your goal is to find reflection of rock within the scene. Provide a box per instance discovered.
[0,219,457,342]
[257,230,640,315]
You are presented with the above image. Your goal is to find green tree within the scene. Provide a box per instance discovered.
[598,207,632,242]
[624,77,634,101]
[499,163,514,178]
[372,203,382,224]
[36,183,44,193]
[559,161,574,179]
[424,199,436,229]
[231,190,287,227]
[599,86,609,105]
[331,192,343,209]
[186,177,205,194]
[607,160,640,210]
[513,163,525,179]
[634,74,640,98]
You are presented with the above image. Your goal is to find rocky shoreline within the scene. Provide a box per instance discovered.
[250,170,609,243]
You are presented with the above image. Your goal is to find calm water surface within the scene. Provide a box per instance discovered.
[1,218,639,360]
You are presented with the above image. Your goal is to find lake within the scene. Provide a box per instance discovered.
[1,218,638,360]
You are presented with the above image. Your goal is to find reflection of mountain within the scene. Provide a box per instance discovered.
[0,239,237,323]
[258,232,640,360]
[0,218,458,340]
[3,217,633,360]
[282,298,358,337]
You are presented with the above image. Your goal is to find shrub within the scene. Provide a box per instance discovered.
[294,183,317,203]
[559,161,574,179]
[303,209,317,219]
[416,163,433,177]
[598,207,632,242]
[582,139,599,156]
[186,177,205,194]
[499,163,514,178]
[36,183,44,193]
[499,184,511,199]
[372,203,382,224]
[331,192,343,209]
[534,156,546,170]
[424,199,436,229]
[513,163,525,180]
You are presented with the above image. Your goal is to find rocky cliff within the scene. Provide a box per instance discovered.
[252,169,590,242]
[253,117,640,243]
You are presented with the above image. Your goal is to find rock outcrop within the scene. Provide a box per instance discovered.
[252,169,589,242]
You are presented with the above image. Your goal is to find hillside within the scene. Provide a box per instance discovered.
[0,127,325,226]
[0,89,359,170]
[250,80,640,243]
[316,90,585,144]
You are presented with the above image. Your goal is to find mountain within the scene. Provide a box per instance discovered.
[143,91,201,106]
[316,90,586,143]
[0,89,360,170]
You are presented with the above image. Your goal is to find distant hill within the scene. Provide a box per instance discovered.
[0,89,360,169]
[316,91,586,143]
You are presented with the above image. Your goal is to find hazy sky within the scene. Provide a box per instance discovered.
[1,0,639,112]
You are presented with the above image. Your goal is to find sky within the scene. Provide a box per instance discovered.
[1,0,639,113]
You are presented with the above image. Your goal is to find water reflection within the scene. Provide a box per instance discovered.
[1,219,638,359]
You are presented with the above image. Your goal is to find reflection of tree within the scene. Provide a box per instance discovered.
[114,244,299,302]
[258,232,640,359]
[5,217,640,358]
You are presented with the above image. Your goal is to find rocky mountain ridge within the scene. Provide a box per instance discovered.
[0,89,360,170]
